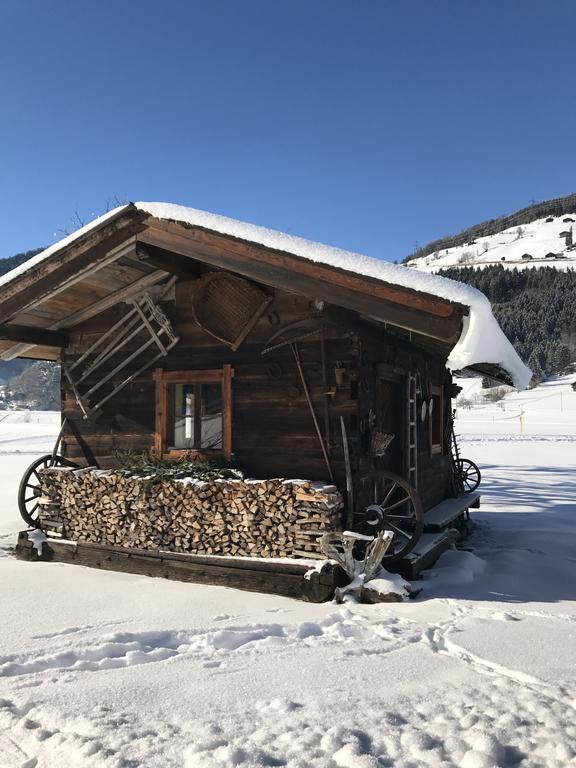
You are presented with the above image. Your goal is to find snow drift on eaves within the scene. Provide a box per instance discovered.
[0,202,532,389]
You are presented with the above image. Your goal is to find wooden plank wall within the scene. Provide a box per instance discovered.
[355,331,453,512]
[60,280,357,487]
[60,272,455,515]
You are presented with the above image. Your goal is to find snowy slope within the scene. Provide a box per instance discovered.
[455,372,576,436]
[410,213,576,272]
[0,405,576,766]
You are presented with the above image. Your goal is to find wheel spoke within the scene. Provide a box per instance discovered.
[387,522,412,540]
[383,496,411,513]
[386,513,415,520]
[381,483,397,507]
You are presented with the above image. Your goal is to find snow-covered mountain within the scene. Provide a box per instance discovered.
[409,212,576,273]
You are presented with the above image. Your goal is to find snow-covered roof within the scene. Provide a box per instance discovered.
[0,202,532,389]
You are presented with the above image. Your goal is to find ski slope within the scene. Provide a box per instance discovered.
[0,395,575,767]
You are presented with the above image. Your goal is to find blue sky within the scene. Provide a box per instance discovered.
[1,0,575,261]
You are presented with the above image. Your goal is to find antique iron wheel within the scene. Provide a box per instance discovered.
[18,454,79,528]
[454,458,481,493]
[356,470,424,564]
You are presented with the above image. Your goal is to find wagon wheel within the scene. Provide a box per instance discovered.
[356,470,424,564]
[454,458,481,493]
[18,454,79,528]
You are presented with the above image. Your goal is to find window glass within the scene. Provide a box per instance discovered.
[200,383,223,449]
[430,387,443,453]
[172,384,195,449]
[170,383,222,450]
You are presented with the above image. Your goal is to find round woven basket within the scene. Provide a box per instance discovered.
[192,272,269,348]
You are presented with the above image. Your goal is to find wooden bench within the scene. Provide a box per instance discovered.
[424,492,481,531]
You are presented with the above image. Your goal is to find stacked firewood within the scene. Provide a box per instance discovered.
[38,468,343,559]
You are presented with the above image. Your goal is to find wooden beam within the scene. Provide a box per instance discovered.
[138,222,465,342]
[135,243,202,278]
[0,324,69,348]
[141,220,463,316]
[1,269,169,361]
[15,533,340,602]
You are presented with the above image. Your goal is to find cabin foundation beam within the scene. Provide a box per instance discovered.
[15,533,344,602]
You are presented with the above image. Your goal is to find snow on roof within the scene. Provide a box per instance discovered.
[0,206,128,290]
[0,202,532,389]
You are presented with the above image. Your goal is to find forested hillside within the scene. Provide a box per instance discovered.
[407,191,576,262]
[439,266,576,382]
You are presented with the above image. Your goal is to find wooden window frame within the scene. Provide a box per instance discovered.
[154,365,233,460]
[429,384,444,456]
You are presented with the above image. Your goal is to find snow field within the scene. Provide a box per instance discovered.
[456,372,576,436]
[410,213,576,272]
[0,411,60,456]
[0,401,575,766]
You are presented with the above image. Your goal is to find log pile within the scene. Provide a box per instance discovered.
[38,468,343,559]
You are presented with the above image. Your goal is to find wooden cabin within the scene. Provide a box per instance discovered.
[4,203,527,599]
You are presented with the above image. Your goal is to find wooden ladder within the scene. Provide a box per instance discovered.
[406,373,418,490]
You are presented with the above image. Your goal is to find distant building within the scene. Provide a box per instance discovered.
[521,253,533,260]
[545,217,554,223]
[562,217,575,223]
[544,252,558,259]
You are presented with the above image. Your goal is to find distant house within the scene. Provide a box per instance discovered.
[521,253,533,260]
[562,217,575,223]
[544,252,558,259]
[545,217,554,223]
[500,256,506,261]
[572,382,576,392]
[559,227,573,248]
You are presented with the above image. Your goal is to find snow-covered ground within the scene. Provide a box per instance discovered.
[1,392,575,768]
[409,213,576,272]
[456,372,576,436]
[0,411,60,455]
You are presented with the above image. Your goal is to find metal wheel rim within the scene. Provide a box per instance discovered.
[18,454,78,528]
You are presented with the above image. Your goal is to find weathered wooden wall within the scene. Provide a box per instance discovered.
[355,329,453,512]
[60,272,454,514]
[61,280,356,486]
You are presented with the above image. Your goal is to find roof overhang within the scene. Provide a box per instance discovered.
[0,205,467,362]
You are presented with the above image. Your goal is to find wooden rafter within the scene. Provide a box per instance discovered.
[0,214,147,325]
[0,269,170,361]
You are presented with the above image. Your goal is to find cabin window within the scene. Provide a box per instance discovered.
[154,366,233,460]
[429,385,444,456]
